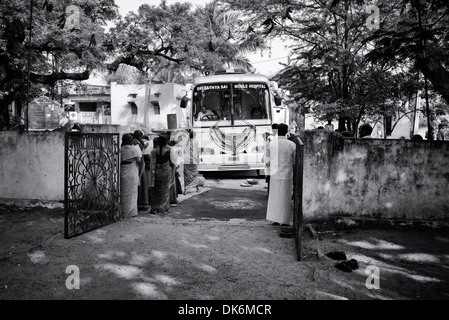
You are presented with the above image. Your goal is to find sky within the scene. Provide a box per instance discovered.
[112,0,289,77]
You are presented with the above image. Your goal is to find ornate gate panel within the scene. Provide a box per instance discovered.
[64,132,121,239]
[290,134,304,261]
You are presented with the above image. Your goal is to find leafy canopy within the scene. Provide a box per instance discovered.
[0,0,264,121]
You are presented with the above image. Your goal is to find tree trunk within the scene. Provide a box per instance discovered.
[417,57,449,105]
[338,117,347,132]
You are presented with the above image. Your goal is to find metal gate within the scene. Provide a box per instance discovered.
[64,132,121,239]
[291,134,304,261]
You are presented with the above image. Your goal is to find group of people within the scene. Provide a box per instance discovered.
[318,120,447,140]
[121,118,444,225]
[119,130,200,219]
[359,122,447,140]
[120,122,298,226]
[315,121,373,138]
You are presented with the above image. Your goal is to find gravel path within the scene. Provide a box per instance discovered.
[1,175,448,300]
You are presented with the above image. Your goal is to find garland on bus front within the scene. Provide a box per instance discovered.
[209,122,256,154]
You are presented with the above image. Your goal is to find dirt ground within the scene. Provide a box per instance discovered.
[1,176,449,301]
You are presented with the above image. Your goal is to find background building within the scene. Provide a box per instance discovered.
[64,84,111,125]
[110,82,187,131]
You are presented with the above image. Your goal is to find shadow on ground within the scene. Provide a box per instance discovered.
[1,204,449,300]
[165,188,268,221]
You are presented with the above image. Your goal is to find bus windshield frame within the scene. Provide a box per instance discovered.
[192,82,272,126]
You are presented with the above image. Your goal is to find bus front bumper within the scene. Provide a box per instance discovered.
[198,163,265,172]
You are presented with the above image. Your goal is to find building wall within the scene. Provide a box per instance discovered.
[147,83,188,130]
[110,82,147,126]
[0,126,123,208]
[302,130,449,221]
[65,84,111,125]
[110,82,187,131]
[0,131,65,207]
[77,102,103,124]
[1,129,448,222]
[77,124,121,134]
[28,97,62,130]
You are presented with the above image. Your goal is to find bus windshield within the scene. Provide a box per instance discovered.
[192,82,271,125]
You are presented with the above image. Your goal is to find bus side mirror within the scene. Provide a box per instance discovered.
[274,96,282,106]
[180,83,192,108]
[180,96,188,109]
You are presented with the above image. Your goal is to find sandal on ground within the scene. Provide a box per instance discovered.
[347,259,359,270]
[335,259,359,272]
[335,261,352,272]
[325,251,347,261]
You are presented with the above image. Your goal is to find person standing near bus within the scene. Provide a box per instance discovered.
[184,130,200,194]
[261,132,271,196]
[149,136,175,214]
[138,135,153,212]
[265,123,296,226]
[120,133,142,218]
[263,123,278,196]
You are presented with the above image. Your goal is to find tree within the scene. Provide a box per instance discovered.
[106,0,265,82]
[0,0,118,128]
[224,0,429,135]
[223,0,368,132]
[360,0,449,139]
[223,0,393,133]
[364,0,449,105]
[103,64,148,85]
[199,0,267,71]
[0,0,264,129]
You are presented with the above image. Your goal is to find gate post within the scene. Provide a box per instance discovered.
[289,134,304,261]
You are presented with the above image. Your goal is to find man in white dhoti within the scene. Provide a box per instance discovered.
[265,123,296,226]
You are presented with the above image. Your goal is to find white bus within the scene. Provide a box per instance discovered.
[180,69,288,172]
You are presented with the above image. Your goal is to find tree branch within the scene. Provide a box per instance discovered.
[391,108,424,133]
[417,56,449,104]
[107,50,183,73]
[31,44,83,59]
[30,69,91,85]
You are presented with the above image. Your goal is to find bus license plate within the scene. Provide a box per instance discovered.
[228,156,239,161]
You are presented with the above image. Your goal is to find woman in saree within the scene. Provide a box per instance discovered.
[149,135,175,214]
[137,135,152,211]
[120,133,143,218]
[168,139,183,207]
[183,130,200,194]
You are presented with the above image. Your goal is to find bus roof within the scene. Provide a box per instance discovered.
[193,73,271,86]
